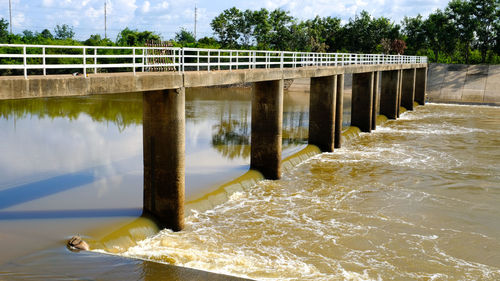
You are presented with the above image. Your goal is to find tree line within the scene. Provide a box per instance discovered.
[0,0,498,64]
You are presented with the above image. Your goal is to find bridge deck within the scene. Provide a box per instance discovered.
[0,63,426,100]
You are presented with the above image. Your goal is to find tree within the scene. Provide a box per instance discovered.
[391,39,407,54]
[210,7,243,48]
[424,9,457,62]
[39,29,53,40]
[342,11,400,53]
[175,28,196,44]
[116,28,160,46]
[54,24,75,40]
[249,8,271,49]
[402,15,427,54]
[267,9,294,50]
[0,18,9,43]
[446,0,477,63]
[471,0,499,62]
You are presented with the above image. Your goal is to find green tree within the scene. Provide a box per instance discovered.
[267,9,294,50]
[39,29,54,40]
[471,0,499,62]
[175,28,196,44]
[116,28,160,46]
[424,10,457,62]
[0,18,9,43]
[249,8,271,49]
[210,7,243,48]
[342,11,400,53]
[402,15,427,54]
[446,0,477,63]
[54,24,75,40]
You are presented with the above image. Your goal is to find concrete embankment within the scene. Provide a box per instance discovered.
[426,63,500,105]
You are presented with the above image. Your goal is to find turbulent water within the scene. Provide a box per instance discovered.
[121,104,500,280]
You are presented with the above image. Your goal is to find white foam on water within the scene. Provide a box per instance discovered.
[114,104,500,280]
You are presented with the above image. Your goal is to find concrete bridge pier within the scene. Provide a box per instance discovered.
[380,70,400,119]
[415,67,427,105]
[401,68,416,110]
[309,76,337,152]
[351,72,374,132]
[251,79,284,180]
[143,89,185,231]
[334,74,344,148]
[371,71,380,130]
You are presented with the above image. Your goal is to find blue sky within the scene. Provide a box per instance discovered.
[1,0,450,41]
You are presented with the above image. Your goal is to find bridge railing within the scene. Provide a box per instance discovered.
[0,44,427,78]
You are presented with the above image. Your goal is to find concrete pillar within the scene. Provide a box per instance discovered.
[334,74,344,149]
[380,70,399,119]
[415,67,427,105]
[371,71,380,130]
[309,75,337,152]
[351,72,374,132]
[143,88,185,231]
[401,68,416,110]
[251,80,283,180]
[397,69,403,117]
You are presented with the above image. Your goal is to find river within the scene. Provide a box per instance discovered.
[0,86,499,280]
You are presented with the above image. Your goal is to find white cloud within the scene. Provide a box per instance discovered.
[142,1,151,13]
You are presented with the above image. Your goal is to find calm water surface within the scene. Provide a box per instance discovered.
[0,88,310,279]
[121,104,500,280]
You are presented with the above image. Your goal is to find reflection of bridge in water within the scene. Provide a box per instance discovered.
[0,44,428,231]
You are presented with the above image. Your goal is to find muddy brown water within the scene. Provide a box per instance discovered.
[1,87,499,280]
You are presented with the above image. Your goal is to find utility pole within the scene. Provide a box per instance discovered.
[104,0,107,39]
[9,0,12,34]
[194,4,197,41]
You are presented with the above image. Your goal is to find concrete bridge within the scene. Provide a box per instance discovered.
[0,44,428,230]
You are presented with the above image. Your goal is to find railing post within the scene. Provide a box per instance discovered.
[83,47,87,77]
[133,47,136,75]
[253,51,256,69]
[236,51,239,70]
[94,48,98,74]
[280,52,284,69]
[181,48,185,73]
[229,51,232,71]
[218,50,220,71]
[42,47,46,76]
[23,46,27,79]
[196,50,199,71]
[207,50,211,72]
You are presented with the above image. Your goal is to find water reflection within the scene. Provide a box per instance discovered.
[0,86,311,274]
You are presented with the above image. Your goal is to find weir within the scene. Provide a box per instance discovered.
[0,44,428,231]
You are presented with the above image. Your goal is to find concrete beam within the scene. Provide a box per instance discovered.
[401,68,416,110]
[351,72,374,132]
[0,63,428,100]
[414,67,427,105]
[371,71,380,130]
[143,88,185,231]
[380,70,399,119]
[309,75,337,152]
[250,80,283,179]
[334,74,344,149]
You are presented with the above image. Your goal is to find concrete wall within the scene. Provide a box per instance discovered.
[427,63,500,105]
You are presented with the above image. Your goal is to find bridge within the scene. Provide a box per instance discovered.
[0,44,428,231]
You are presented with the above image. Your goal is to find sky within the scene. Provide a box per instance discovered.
[1,0,450,41]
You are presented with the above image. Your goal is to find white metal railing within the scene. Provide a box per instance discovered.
[0,44,427,78]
